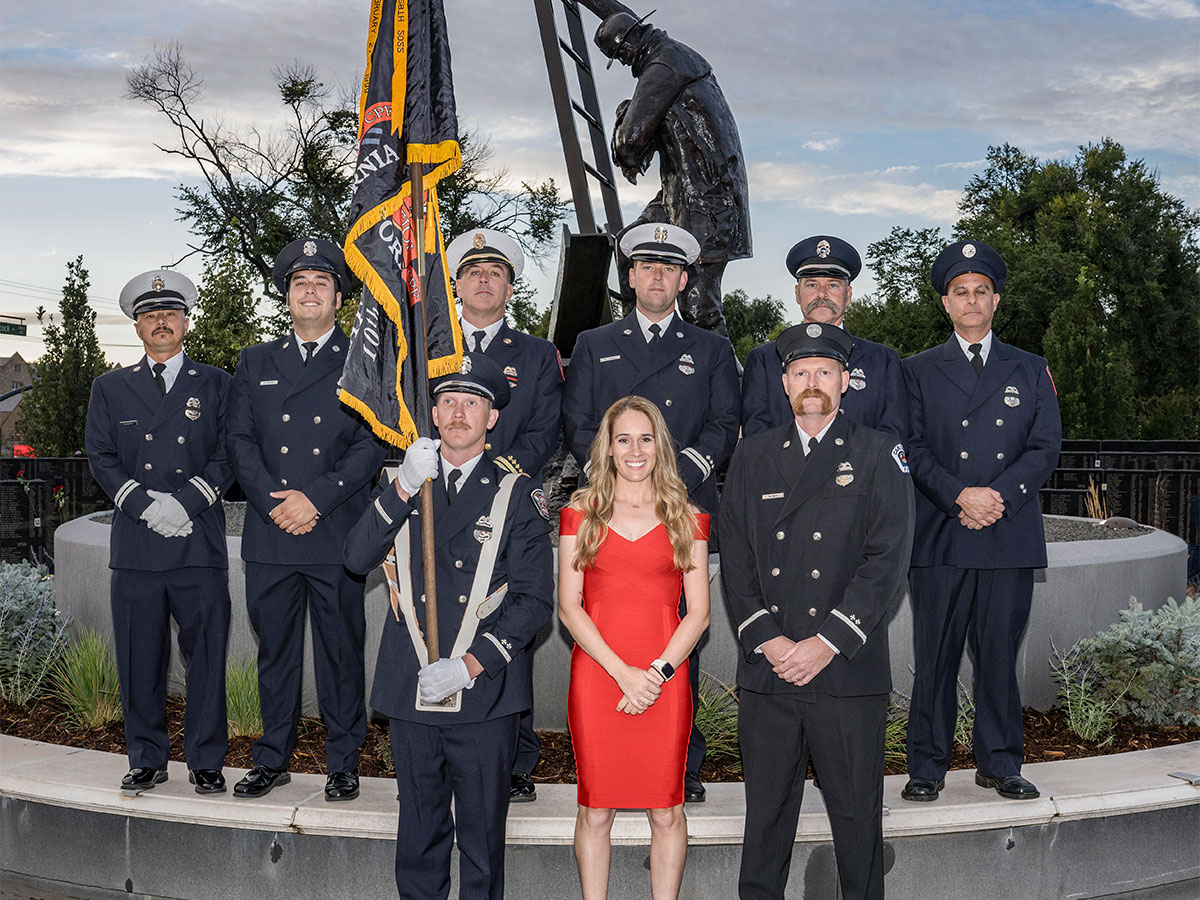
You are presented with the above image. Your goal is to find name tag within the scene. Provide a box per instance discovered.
[761,492,784,500]
[259,380,279,386]
[600,355,620,363]
[119,420,138,426]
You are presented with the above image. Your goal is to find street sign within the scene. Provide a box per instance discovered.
[0,322,27,336]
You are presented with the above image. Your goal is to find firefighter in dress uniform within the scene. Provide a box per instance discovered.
[740,235,906,441]
[720,323,914,900]
[344,352,554,900]
[443,228,564,802]
[226,238,385,802]
[901,240,1062,804]
[85,269,233,796]
[562,221,740,802]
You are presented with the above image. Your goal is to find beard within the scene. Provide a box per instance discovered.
[790,388,834,418]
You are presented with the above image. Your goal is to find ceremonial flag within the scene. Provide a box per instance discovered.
[340,0,463,448]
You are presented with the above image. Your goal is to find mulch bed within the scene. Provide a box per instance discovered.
[3,696,1196,782]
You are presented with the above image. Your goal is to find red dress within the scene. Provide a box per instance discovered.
[562,506,710,809]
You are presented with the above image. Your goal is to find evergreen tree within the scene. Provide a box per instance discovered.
[722,289,786,363]
[19,257,109,455]
[185,248,263,372]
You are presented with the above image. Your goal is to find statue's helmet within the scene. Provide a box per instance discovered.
[594,10,653,67]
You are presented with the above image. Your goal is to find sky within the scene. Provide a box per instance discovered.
[1,0,1197,365]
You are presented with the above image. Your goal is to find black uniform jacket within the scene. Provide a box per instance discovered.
[903,336,1061,570]
[478,320,564,476]
[226,329,385,566]
[740,332,907,442]
[85,355,233,571]
[344,455,554,725]
[563,316,740,515]
[719,415,914,697]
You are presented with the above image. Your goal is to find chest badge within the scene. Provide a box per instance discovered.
[185,409,200,421]
[531,487,550,521]
[186,397,200,409]
[678,352,695,375]
[1004,385,1021,407]
[835,461,854,487]
[849,367,866,391]
[503,365,518,386]
[473,516,494,544]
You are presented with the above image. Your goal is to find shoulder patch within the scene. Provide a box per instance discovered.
[495,456,525,475]
[891,443,910,474]
[530,487,550,520]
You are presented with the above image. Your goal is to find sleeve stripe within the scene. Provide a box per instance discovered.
[114,479,139,509]
[373,496,394,526]
[831,609,867,645]
[682,446,712,479]
[189,476,217,505]
[483,632,511,663]
[737,608,769,638]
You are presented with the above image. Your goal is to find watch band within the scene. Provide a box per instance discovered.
[651,658,675,681]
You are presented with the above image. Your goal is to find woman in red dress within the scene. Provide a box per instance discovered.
[559,395,711,900]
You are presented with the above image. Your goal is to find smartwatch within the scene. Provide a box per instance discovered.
[651,658,675,681]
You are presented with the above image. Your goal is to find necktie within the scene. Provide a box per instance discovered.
[447,468,462,504]
[152,362,166,397]
[968,343,984,374]
[808,436,819,455]
[303,341,318,366]
[472,330,487,352]
[648,322,661,346]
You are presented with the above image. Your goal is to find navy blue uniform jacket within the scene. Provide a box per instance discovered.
[719,415,914,697]
[85,355,233,571]
[344,456,554,725]
[226,329,385,565]
[903,336,1061,570]
[740,332,907,441]
[478,320,564,476]
[563,317,740,515]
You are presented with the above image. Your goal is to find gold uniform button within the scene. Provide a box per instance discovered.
[313,448,321,455]
[811,569,820,579]
[770,567,780,577]
[144,463,152,470]
[960,451,969,459]
[809,608,817,616]
[313,416,321,424]
[776,531,785,540]
[812,531,822,541]
[281,446,289,454]
[282,414,291,422]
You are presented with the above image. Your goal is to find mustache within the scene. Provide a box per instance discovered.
[791,387,834,416]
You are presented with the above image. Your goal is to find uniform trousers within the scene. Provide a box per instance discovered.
[907,566,1034,780]
[246,562,367,772]
[739,690,887,900]
[513,709,540,776]
[389,713,520,900]
[110,566,230,770]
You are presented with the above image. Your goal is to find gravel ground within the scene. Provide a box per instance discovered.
[95,503,1152,543]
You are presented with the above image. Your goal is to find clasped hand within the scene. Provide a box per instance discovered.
[955,486,1005,530]
[615,664,663,715]
[142,490,192,538]
[761,635,835,686]
[269,489,318,534]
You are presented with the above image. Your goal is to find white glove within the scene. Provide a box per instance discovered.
[417,656,474,703]
[397,437,440,495]
[145,490,192,538]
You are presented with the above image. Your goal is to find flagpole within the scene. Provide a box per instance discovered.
[410,160,441,662]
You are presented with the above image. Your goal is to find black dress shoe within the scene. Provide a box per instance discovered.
[121,767,168,796]
[901,777,945,802]
[510,772,537,803]
[325,769,360,802]
[975,773,1040,800]
[188,769,226,794]
[233,765,291,799]
[684,772,706,803]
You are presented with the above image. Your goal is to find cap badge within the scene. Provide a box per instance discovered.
[460,355,472,374]
[962,243,976,258]
[151,275,165,292]
[806,323,822,338]
[816,240,831,258]
[472,233,487,249]
[653,226,668,243]
[303,240,317,257]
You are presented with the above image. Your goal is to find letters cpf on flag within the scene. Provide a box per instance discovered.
[340,0,463,448]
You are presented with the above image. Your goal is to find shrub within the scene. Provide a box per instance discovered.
[954,678,975,750]
[226,657,262,738]
[50,627,122,729]
[1076,597,1200,727]
[884,693,908,770]
[1050,640,1125,745]
[695,670,740,770]
[0,561,70,704]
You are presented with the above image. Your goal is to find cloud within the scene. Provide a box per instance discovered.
[802,139,842,152]
[1091,0,1199,17]
[748,162,961,222]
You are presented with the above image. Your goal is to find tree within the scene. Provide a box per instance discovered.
[185,247,263,373]
[128,46,569,335]
[507,279,550,339]
[722,289,786,363]
[19,257,109,455]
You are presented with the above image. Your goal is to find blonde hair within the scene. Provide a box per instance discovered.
[569,396,697,572]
